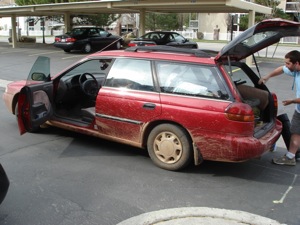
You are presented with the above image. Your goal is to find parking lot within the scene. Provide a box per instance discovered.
[0,41,299,225]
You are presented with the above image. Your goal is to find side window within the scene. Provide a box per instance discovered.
[173,33,185,42]
[105,58,154,92]
[64,59,112,77]
[88,29,98,36]
[168,34,175,42]
[156,61,229,99]
[99,30,109,36]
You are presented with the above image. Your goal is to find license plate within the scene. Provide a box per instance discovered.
[61,39,66,42]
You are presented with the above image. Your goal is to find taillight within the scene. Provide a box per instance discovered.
[128,43,137,47]
[55,37,61,42]
[225,102,254,122]
[271,92,278,116]
[66,37,76,42]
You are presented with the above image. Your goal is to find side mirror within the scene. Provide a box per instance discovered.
[31,72,47,81]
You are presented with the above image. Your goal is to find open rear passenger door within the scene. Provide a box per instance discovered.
[17,56,53,134]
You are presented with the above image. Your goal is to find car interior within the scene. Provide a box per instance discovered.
[224,62,275,133]
[53,59,112,125]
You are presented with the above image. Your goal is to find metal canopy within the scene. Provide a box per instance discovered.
[0,0,272,17]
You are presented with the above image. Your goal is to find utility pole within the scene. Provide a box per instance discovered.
[41,17,45,44]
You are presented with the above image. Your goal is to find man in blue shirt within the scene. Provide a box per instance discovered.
[259,50,300,166]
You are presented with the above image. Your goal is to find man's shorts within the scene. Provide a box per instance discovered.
[290,110,300,135]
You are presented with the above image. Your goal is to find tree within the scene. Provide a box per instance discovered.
[237,0,292,30]
[145,13,180,31]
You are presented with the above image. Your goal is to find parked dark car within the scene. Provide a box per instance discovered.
[5,18,299,171]
[0,163,9,205]
[54,26,123,53]
[128,31,198,49]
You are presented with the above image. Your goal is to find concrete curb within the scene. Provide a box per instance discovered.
[117,207,283,225]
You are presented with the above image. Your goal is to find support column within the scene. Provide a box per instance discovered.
[11,15,17,48]
[246,10,255,66]
[139,9,145,36]
[64,12,71,33]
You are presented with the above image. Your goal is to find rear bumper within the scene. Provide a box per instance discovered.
[53,42,76,50]
[194,119,282,162]
[0,163,9,205]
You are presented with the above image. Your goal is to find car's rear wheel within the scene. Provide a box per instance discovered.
[115,41,121,50]
[64,49,71,53]
[83,43,92,53]
[147,124,193,171]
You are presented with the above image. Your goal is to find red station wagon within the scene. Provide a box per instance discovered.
[4,19,299,171]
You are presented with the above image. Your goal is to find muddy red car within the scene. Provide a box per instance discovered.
[4,19,299,171]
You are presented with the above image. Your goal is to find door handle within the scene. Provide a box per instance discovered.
[143,103,156,110]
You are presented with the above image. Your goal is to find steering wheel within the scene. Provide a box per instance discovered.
[79,73,99,98]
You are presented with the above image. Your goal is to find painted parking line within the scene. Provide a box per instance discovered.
[0,79,11,88]
[62,55,85,60]
[1,49,29,54]
[29,50,61,56]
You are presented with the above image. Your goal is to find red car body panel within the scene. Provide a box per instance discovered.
[3,80,26,114]
[96,88,162,144]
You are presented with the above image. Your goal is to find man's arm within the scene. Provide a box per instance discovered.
[258,66,284,85]
[283,98,300,106]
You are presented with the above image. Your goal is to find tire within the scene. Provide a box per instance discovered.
[115,41,121,50]
[14,103,18,121]
[64,49,71,53]
[147,124,193,171]
[83,43,92,53]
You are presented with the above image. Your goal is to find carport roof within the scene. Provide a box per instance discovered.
[0,0,271,17]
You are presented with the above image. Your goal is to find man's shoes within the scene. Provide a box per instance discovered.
[273,155,296,166]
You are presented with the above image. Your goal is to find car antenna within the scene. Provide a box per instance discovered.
[97,32,132,53]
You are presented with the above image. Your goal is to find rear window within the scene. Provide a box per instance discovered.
[70,28,87,35]
[155,61,229,99]
[241,31,277,47]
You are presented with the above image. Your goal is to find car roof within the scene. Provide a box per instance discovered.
[89,46,215,64]
[145,31,179,35]
[216,18,300,61]
[72,26,102,29]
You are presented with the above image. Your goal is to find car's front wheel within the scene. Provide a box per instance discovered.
[147,124,193,171]
[83,43,92,53]
[14,103,18,121]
